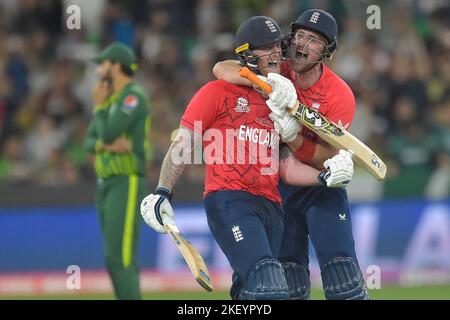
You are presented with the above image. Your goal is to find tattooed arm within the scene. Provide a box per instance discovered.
[157,125,199,192]
[279,145,322,186]
[140,125,200,233]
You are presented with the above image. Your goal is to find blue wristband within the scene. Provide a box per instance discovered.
[155,187,173,201]
[317,171,329,186]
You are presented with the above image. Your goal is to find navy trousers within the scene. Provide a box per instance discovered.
[204,190,284,295]
[278,182,358,268]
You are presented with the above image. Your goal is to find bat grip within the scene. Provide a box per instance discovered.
[239,67,273,94]
[239,67,297,114]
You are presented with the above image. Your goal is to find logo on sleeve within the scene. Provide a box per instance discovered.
[122,94,139,113]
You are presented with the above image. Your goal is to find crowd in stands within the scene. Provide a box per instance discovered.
[0,0,449,200]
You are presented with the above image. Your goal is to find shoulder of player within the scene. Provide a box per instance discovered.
[117,83,148,108]
[323,65,355,102]
[194,80,248,102]
[121,83,147,100]
[200,79,241,92]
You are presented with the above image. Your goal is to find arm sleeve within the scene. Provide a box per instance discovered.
[180,81,222,133]
[96,93,144,144]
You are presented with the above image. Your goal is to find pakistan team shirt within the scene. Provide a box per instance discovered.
[84,82,150,178]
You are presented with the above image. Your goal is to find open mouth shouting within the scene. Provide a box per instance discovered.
[295,48,309,62]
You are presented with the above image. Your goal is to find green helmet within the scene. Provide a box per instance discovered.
[92,42,138,72]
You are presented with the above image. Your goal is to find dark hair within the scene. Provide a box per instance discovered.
[120,64,134,77]
[110,60,134,77]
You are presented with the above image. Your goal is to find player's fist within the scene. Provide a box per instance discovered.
[268,112,301,143]
[266,73,297,117]
[140,189,175,233]
[319,150,354,188]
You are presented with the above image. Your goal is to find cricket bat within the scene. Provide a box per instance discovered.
[239,67,387,181]
[162,215,213,292]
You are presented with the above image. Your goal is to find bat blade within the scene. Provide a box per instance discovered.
[164,223,213,292]
[289,102,387,181]
[239,67,387,181]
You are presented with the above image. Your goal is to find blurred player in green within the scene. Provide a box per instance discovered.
[83,43,150,299]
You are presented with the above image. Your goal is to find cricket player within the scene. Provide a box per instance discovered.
[140,16,354,300]
[84,43,150,299]
[213,9,369,300]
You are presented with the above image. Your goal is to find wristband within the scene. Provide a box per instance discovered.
[155,187,173,201]
[317,171,330,186]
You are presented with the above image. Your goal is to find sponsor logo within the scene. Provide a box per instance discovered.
[311,102,321,110]
[372,154,382,169]
[337,120,350,130]
[235,97,250,113]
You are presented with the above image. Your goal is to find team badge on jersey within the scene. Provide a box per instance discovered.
[234,97,250,113]
[122,94,139,113]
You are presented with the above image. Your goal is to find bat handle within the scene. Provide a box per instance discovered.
[239,67,273,94]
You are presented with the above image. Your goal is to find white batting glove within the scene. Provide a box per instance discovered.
[266,73,298,117]
[319,150,354,188]
[140,189,175,233]
[268,112,301,143]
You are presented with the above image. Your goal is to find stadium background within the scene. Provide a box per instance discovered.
[0,0,449,299]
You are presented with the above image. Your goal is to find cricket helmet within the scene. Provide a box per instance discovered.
[235,16,288,73]
[291,9,338,59]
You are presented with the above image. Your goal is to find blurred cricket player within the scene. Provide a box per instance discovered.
[140,16,354,300]
[84,42,150,299]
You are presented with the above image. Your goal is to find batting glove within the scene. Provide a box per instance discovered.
[318,150,354,188]
[140,187,175,233]
[268,112,301,143]
[266,73,298,117]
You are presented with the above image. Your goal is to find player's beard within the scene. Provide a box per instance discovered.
[102,68,114,90]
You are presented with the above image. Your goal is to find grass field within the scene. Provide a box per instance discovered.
[4,285,450,300]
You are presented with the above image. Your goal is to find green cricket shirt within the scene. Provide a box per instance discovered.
[84,82,150,178]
